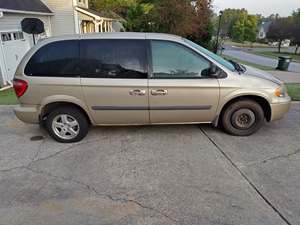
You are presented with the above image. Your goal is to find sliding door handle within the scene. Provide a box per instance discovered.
[129,89,146,96]
[151,89,168,96]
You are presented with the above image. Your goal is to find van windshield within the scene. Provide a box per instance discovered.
[183,38,235,72]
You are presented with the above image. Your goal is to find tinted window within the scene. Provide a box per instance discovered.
[25,40,80,77]
[80,39,147,79]
[151,40,211,79]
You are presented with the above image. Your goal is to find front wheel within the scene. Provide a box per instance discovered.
[45,106,89,143]
[221,100,265,136]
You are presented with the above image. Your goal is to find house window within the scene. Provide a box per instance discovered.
[1,33,12,42]
[13,32,24,40]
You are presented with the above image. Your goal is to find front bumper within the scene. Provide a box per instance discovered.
[14,105,40,124]
[270,98,291,121]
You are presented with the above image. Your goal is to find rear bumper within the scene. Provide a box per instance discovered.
[14,105,40,124]
[270,99,291,121]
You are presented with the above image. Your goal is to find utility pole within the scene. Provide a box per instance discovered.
[214,10,223,54]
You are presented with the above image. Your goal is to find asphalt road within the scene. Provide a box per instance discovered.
[223,46,300,73]
[0,104,300,225]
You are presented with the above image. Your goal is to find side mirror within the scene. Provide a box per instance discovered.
[209,64,218,75]
[201,64,227,78]
[201,64,219,77]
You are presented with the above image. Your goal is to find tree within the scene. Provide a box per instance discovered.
[147,0,195,36]
[216,8,258,43]
[293,30,300,54]
[123,3,154,32]
[267,18,293,53]
[89,0,137,17]
[291,9,300,54]
[244,15,258,44]
[89,0,214,47]
[231,17,245,42]
[292,8,300,18]
[188,0,214,47]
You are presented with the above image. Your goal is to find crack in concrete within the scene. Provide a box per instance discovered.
[25,167,184,225]
[31,138,46,162]
[0,165,28,173]
[0,135,184,224]
[0,139,100,174]
[248,148,300,167]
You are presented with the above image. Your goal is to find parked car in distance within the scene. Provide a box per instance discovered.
[13,33,291,143]
[268,39,291,48]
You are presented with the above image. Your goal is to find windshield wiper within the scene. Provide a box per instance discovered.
[228,60,246,73]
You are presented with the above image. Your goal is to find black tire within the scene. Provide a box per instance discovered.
[221,100,265,136]
[45,106,89,143]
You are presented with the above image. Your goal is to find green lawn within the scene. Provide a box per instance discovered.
[223,55,274,71]
[286,84,300,101]
[224,40,271,48]
[247,50,300,63]
[0,88,18,105]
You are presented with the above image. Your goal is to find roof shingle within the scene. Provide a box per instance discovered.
[0,0,52,14]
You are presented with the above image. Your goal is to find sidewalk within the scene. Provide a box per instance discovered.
[268,70,300,83]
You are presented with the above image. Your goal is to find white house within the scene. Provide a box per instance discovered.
[0,0,122,87]
[257,21,272,40]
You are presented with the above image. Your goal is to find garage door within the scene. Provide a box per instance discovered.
[1,31,30,81]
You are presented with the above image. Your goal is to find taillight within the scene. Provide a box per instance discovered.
[13,79,28,98]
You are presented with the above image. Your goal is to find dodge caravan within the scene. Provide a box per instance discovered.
[13,33,291,143]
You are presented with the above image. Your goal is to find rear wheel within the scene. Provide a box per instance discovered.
[45,106,89,143]
[221,100,265,136]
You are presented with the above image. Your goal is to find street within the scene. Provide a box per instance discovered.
[223,45,300,73]
[0,104,300,225]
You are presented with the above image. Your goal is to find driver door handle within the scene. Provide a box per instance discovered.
[151,89,168,96]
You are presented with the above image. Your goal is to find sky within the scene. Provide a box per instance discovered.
[212,0,299,17]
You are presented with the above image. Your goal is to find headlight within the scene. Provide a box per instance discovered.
[275,85,287,98]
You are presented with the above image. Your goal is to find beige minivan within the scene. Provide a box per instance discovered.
[13,33,291,143]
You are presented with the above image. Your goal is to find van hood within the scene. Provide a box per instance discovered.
[242,65,282,85]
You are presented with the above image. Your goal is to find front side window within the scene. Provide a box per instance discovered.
[151,40,211,79]
[80,39,147,79]
[25,40,80,77]
[183,38,235,72]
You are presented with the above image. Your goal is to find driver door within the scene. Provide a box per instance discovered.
[148,40,220,124]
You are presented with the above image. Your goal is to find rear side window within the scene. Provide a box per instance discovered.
[80,39,147,79]
[25,40,80,77]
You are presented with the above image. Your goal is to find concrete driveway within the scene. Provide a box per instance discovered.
[0,104,300,225]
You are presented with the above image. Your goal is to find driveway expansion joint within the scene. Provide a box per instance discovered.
[200,128,292,225]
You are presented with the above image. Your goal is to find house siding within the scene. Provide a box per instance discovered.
[0,12,52,86]
[0,13,51,34]
[0,12,51,46]
[42,0,76,36]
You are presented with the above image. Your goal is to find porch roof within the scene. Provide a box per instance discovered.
[76,6,122,21]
